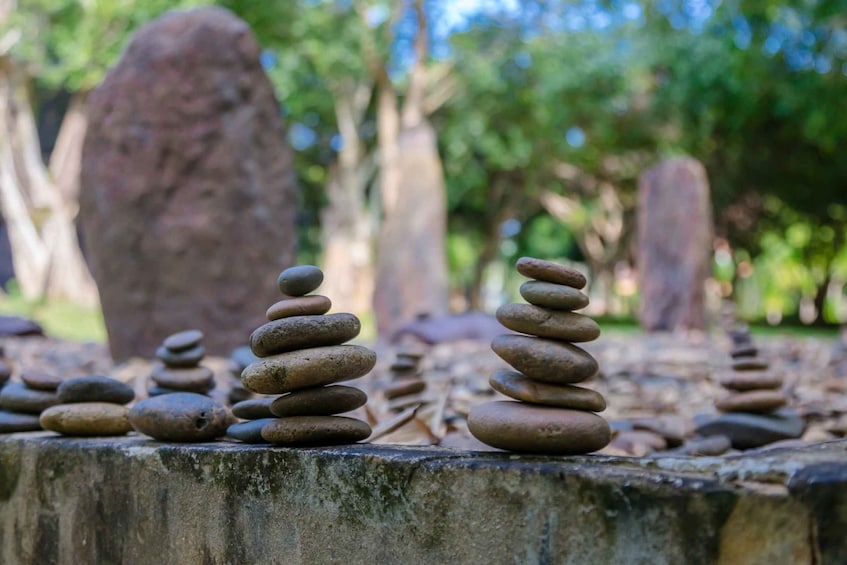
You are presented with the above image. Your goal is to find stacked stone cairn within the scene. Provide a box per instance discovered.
[695,327,804,449]
[235,265,375,446]
[0,370,61,433]
[383,345,427,412]
[40,375,135,436]
[469,257,610,454]
[148,330,215,397]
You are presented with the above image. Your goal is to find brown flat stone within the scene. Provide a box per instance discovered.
[250,313,361,357]
[496,304,600,342]
[384,378,426,400]
[232,396,277,420]
[519,281,590,311]
[151,365,215,390]
[515,257,586,289]
[270,385,367,417]
[260,415,371,446]
[489,369,605,411]
[266,295,332,321]
[468,401,610,454]
[40,403,132,436]
[163,329,204,352]
[732,358,769,371]
[718,371,783,391]
[717,390,788,413]
[20,372,64,391]
[241,345,376,394]
[491,335,598,384]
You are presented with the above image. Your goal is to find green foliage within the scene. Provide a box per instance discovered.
[0,280,106,342]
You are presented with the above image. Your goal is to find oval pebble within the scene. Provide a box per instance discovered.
[128,393,229,442]
[57,376,135,405]
[491,335,598,384]
[516,257,586,289]
[519,281,589,311]
[496,303,600,342]
[226,418,276,444]
[40,403,132,436]
[490,369,605,411]
[277,265,324,296]
[250,313,361,357]
[163,329,204,352]
[270,385,367,417]
[0,382,60,414]
[232,396,277,420]
[266,295,332,321]
[261,415,371,446]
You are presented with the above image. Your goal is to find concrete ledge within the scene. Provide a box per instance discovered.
[1,434,846,564]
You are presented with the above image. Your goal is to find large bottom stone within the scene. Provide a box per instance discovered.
[468,401,611,454]
[261,416,371,446]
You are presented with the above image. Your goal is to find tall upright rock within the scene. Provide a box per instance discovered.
[637,157,713,332]
[80,7,298,360]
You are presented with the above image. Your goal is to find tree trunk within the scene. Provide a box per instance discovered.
[0,59,98,307]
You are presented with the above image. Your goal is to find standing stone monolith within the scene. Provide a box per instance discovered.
[80,7,298,361]
[637,157,713,332]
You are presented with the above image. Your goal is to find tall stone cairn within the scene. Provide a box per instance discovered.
[80,6,298,360]
[468,257,610,455]
[233,265,375,445]
[637,157,713,332]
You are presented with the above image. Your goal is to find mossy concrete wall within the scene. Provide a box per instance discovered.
[1,434,846,564]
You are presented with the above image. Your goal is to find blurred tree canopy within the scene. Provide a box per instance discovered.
[4,0,847,324]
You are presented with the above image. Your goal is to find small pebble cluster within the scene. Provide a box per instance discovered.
[0,366,60,433]
[40,376,135,436]
[148,330,214,397]
[468,257,610,454]
[383,345,427,412]
[233,265,375,445]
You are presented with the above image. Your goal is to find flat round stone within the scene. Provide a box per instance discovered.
[490,369,605,411]
[128,393,229,442]
[40,402,132,436]
[232,396,277,420]
[0,382,60,414]
[515,257,586,289]
[20,372,64,391]
[384,378,426,400]
[717,390,787,413]
[260,415,371,446]
[226,418,276,443]
[732,357,769,371]
[468,401,611,454]
[270,385,367,417]
[151,365,214,390]
[277,265,324,296]
[491,335,598,384]
[163,329,204,352]
[250,313,361,357]
[156,344,205,368]
[241,345,376,394]
[0,409,42,432]
[57,376,135,405]
[519,281,590,311]
[718,371,783,391]
[496,303,600,342]
[148,383,212,396]
[730,344,758,358]
[266,295,332,321]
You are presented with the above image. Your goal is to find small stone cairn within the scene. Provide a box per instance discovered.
[40,375,135,436]
[148,330,214,397]
[383,345,427,412]
[0,369,61,433]
[226,346,259,405]
[468,257,610,454]
[234,265,375,446]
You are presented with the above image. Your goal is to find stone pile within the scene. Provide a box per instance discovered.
[0,371,61,433]
[235,265,374,446]
[40,376,135,436]
[148,330,215,397]
[469,257,610,454]
[695,330,804,449]
[383,345,428,412]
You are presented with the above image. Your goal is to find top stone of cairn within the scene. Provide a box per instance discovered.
[515,257,586,290]
[277,265,324,297]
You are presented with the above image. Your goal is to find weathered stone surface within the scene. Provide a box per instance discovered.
[270,386,367,417]
[716,390,787,413]
[496,303,600,342]
[277,266,323,297]
[4,436,847,563]
[519,281,589,311]
[489,369,605,411]
[57,376,135,405]
[242,345,376,394]
[515,257,587,289]
[128,393,229,442]
[226,418,274,443]
[163,330,204,352]
[39,403,132,436]
[20,372,63,391]
[266,295,331,321]
[0,410,41,432]
[231,397,276,420]
[250,314,361,357]
[491,335,598,383]
[150,365,214,390]
[80,6,298,361]
[468,401,611,454]
[0,383,60,414]
[637,157,712,332]
[261,415,371,446]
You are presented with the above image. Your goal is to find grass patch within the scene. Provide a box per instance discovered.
[0,282,106,343]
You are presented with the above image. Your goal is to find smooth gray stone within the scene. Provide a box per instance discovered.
[156,344,205,368]
[0,382,60,414]
[57,376,135,405]
[232,397,276,420]
[694,409,805,450]
[226,418,276,444]
[277,265,323,296]
[129,393,229,442]
[163,329,204,352]
[0,409,42,432]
